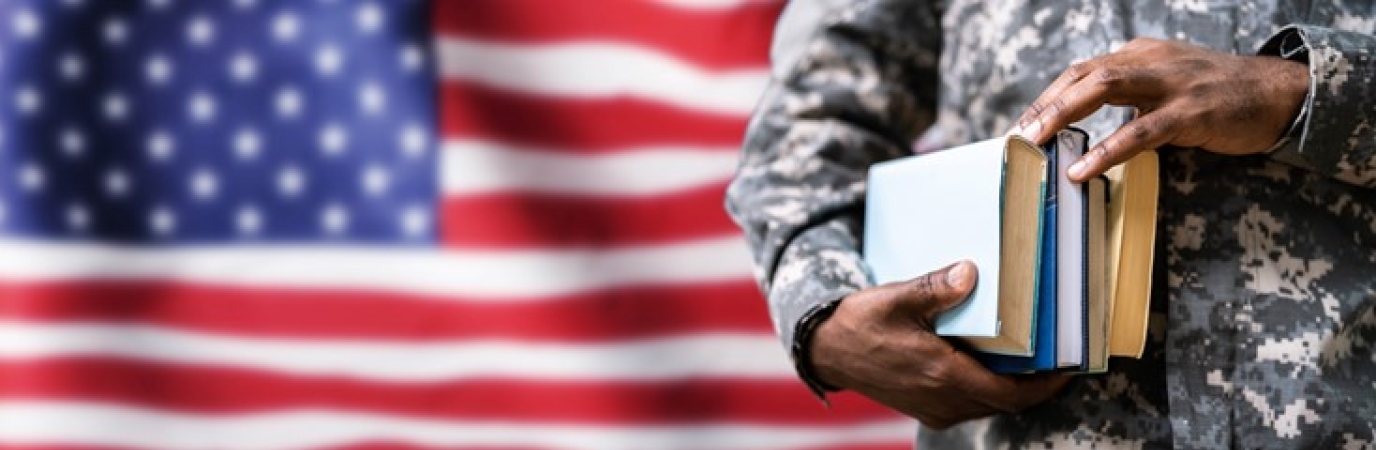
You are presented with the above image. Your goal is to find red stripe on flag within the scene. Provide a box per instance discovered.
[0,279,768,341]
[440,182,736,249]
[432,0,783,71]
[439,82,749,152]
[2,358,899,426]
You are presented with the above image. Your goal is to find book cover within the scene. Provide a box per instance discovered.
[1054,129,1090,370]
[1085,175,1111,372]
[1106,151,1160,358]
[980,138,1059,373]
[865,136,1047,356]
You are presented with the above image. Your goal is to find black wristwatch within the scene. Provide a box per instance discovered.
[792,297,844,403]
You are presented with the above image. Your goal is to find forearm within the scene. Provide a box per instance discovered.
[726,0,941,351]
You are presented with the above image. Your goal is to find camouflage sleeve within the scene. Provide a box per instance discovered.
[1259,25,1376,188]
[725,0,941,360]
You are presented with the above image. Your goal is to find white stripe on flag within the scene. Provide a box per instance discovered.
[442,140,740,196]
[0,322,790,381]
[0,402,916,450]
[0,236,754,299]
[435,38,768,115]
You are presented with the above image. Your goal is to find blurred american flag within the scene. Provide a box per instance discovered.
[0,0,909,448]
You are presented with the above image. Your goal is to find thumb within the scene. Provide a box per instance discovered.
[894,260,978,323]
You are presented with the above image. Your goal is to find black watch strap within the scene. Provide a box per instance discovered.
[792,297,844,404]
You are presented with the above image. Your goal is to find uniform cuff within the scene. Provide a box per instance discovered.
[1256,27,1310,154]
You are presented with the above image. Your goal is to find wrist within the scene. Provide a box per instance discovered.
[1267,56,1311,153]
[1245,54,1310,152]
[792,298,845,399]
[806,303,853,391]
[1255,27,1314,153]
[1275,57,1310,128]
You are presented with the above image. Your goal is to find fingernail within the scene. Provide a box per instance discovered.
[1006,125,1024,137]
[946,261,972,291]
[1068,160,1087,179]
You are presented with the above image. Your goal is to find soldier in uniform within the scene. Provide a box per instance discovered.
[726,0,1376,448]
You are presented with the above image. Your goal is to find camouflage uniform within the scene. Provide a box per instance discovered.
[726,0,1376,448]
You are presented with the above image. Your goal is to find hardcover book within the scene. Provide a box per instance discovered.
[1106,150,1160,358]
[865,135,1047,357]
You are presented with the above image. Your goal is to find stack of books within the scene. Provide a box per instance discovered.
[863,128,1158,373]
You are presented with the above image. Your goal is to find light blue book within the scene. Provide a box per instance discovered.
[864,135,1047,357]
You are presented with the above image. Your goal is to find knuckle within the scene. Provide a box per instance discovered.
[1124,121,1154,142]
[913,272,937,297]
[1064,62,1091,80]
[1183,82,1215,102]
[924,355,960,384]
[896,276,937,315]
[908,269,948,299]
[911,368,946,390]
[1091,67,1123,87]
[1144,112,1184,136]
[1046,97,1070,118]
[1089,143,1113,165]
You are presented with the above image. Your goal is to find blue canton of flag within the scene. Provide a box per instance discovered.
[0,0,438,244]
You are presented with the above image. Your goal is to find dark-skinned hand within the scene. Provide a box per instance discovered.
[809,261,1071,429]
[1010,37,1310,181]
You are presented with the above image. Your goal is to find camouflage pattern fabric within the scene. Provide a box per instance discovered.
[725,0,1376,448]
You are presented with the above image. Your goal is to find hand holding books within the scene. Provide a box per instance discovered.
[808,261,1071,429]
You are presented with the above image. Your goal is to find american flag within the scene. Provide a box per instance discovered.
[0,0,910,448]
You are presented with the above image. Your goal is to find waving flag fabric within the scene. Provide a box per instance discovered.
[0,0,910,448]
